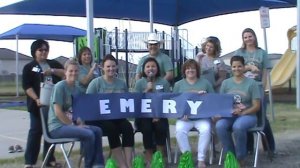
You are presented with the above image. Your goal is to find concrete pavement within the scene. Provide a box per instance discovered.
[0,108,177,160]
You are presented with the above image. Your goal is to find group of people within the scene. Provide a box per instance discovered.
[22,28,275,168]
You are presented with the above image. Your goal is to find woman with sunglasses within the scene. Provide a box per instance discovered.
[196,36,227,92]
[22,39,65,168]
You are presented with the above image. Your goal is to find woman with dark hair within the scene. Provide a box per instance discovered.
[173,59,214,168]
[86,54,134,168]
[216,55,261,167]
[77,46,100,92]
[134,57,170,165]
[234,28,276,154]
[22,39,65,168]
[196,36,227,91]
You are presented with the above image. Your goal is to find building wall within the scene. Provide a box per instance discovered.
[0,59,31,75]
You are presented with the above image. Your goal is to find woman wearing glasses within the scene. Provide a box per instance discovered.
[22,39,65,168]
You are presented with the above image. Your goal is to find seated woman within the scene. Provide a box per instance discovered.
[173,59,214,168]
[134,57,170,165]
[86,54,134,168]
[215,55,261,167]
[48,58,104,168]
[77,46,101,92]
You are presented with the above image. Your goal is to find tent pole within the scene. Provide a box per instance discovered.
[297,0,300,109]
[15,35,19,97]
[149,0,153,32]
[86,0,95,55]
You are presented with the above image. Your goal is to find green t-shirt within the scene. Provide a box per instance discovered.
[48,80,83,132]
[136,52,173,77]
[134,77,170,92]
[234,48,270,82]
[78,65,100,92]
[173,77,215,93]
[86,76,128,93]
[220,77,261,109]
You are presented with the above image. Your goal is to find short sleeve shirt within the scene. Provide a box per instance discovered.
[136,52,173,77]
[220,77,261,109]
[48,81,83,132]
[86,76,128,93]
[172,78,215,93]
[78,65,99,92]
[134,77,170,93]
[234,48,270,82]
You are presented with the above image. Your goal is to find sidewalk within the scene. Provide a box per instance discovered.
[0,109,176,159]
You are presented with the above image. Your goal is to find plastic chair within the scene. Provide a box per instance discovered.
[40,106,80,168]
[218,98,273,167]
[133,120,172,164]
[173,127,214,165]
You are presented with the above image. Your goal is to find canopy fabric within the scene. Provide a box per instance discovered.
[0,0,296,26]
[0,23,86,42]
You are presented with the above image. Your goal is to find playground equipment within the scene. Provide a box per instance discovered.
[269,25,297,89]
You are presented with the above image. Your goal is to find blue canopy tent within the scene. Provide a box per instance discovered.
[0,0,297,105]
[0,0,296,26]
[0,23,86,96]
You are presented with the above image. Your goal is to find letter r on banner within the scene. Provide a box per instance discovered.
[99,100,111,114]
[163,100,177,114]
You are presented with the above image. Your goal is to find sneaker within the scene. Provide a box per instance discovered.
[24,165,34,168]
[15,144,23,152]
[8,145,15,153]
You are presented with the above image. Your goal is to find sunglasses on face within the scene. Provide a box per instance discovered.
[37,48,49,52]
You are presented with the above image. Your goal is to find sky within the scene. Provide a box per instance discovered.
[0,7,297,63]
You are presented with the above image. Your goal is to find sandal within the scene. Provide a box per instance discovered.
[15,144,23,152]
[46,162,63,168]
[8,145,15,153]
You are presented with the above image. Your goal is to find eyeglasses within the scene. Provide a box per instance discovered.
[37,48,49,52]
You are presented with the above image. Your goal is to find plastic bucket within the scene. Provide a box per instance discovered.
[40,82,54,106]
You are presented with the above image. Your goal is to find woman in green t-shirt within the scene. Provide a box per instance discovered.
[134,57,170,165]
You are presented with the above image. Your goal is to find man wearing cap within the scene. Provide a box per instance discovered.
[135,33,173,82]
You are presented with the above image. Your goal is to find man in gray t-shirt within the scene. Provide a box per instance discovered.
[135,33,173,82]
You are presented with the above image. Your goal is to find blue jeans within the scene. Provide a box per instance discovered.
[25,112,55,165]
[216,115,257,160]
[50,125,104,168]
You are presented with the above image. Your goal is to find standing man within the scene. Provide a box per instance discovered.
[135,33,173,82]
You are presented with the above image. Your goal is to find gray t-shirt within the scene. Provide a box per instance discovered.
[134,77,170,93]
[173,77,215,93]
[86,76,127,93]
[234,48,270,82]
[200,55,227,87]
[48,80,82,132]
[136,52,173,77]
[220,77,261,110]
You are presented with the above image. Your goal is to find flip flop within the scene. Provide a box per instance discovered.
[8,145,15,153]
[15,144,23,152]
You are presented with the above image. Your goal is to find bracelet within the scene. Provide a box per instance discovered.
[51,68,55,74]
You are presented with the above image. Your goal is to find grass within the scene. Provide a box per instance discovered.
[1,102,300,167]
